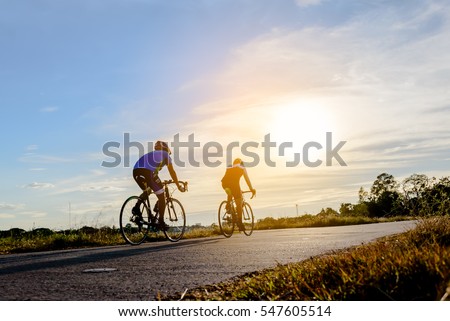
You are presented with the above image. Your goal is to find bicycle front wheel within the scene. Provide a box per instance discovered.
[218,200,234,238]
[119,196,150,245]
[163,198,186,242]
[242,202,254,236]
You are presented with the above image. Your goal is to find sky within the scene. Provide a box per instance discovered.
[1,0,449,230]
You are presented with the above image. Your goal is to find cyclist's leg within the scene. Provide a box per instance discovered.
[230,186,244,230]
[235,196,243,221]
[133,168,153,212]
[156,192,165,222]
[133,169,165,224]
[149,174,166,226]
[222,186,233,211]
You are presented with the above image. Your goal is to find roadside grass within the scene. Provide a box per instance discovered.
[0,229,124,254]
[166,216,450,301]
[0,215,410,255]
[254,215,410,230]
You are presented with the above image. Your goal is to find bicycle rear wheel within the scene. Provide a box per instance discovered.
[218,200,234,238]
[242,202,254,236]
[163,198,186,242]
[119,196,151,245]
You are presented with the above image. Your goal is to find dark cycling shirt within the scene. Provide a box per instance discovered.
[221,164,245,189]
[134,150,172,174]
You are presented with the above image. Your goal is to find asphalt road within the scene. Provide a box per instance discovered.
[0,221,417,300]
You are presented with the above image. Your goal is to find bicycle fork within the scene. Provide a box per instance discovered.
[166,199,178,222]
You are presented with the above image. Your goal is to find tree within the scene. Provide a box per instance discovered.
[422,176,450,216]
[317,207,339,216]
[352,202,369,217]
[368,173,402,217]
[370,173,398,200]
[339,203,353,216]
[358,187,369,203]
[339,202,369,217]
[402,174,429,215]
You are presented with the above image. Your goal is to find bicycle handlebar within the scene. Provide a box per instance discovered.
[162,180,188,191]
[242,190,255,199]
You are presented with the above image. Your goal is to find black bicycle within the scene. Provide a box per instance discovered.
[218,191,254,237]
[119,180,188,245]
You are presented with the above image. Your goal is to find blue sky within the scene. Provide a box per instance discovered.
[1,0,449,230]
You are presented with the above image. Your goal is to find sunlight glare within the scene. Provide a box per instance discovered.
[270,98,335,145]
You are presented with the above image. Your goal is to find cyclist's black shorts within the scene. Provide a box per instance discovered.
[133,168,164,195]
[222,182,242,200]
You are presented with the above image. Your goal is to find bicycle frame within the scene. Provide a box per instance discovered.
[228,191,252,219]
[120,180,187,244]
[162,181,184,224]
[218,190,254,237]
[141,180,187,227]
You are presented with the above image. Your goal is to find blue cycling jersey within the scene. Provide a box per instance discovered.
[134,150,172,174]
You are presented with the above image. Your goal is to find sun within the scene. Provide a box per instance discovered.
[269,98,335,145]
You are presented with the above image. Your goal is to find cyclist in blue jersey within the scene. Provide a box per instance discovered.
[132,141,185,230]
[221,158,256,231]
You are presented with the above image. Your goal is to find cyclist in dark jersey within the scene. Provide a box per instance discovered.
[132,141,185,230]
[221,158,256,231]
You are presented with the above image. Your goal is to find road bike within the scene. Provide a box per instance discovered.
[218,191,254,237]
[119,180,188,245]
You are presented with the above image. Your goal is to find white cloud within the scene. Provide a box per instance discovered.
[0,204,47,222]
[18,211,48,218]
[295,0,323,8]
[19,153,73,164]
[0,202,24,210]
[40,106,59,113]
[23,182,55,189]
[47,173,132,196]
[79,185,126,192]
[90,169,107,176]
[92,99,170,138]
[0,213,15,219]
[26,145,39,151]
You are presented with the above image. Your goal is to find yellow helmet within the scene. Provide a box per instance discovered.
[155,141,171,154]
[233,158,242,165]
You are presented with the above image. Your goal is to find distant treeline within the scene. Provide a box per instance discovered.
[0,226,118,239]
[339,173,450,217]
[258,172,450,222]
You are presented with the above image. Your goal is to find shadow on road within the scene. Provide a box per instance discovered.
[0,237,221,276]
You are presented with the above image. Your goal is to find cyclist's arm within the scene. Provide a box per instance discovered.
[243,168,254,191]
[167,163,184,191]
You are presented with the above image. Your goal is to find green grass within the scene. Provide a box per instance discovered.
[0,229,124,254]
[165,217,450,301]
